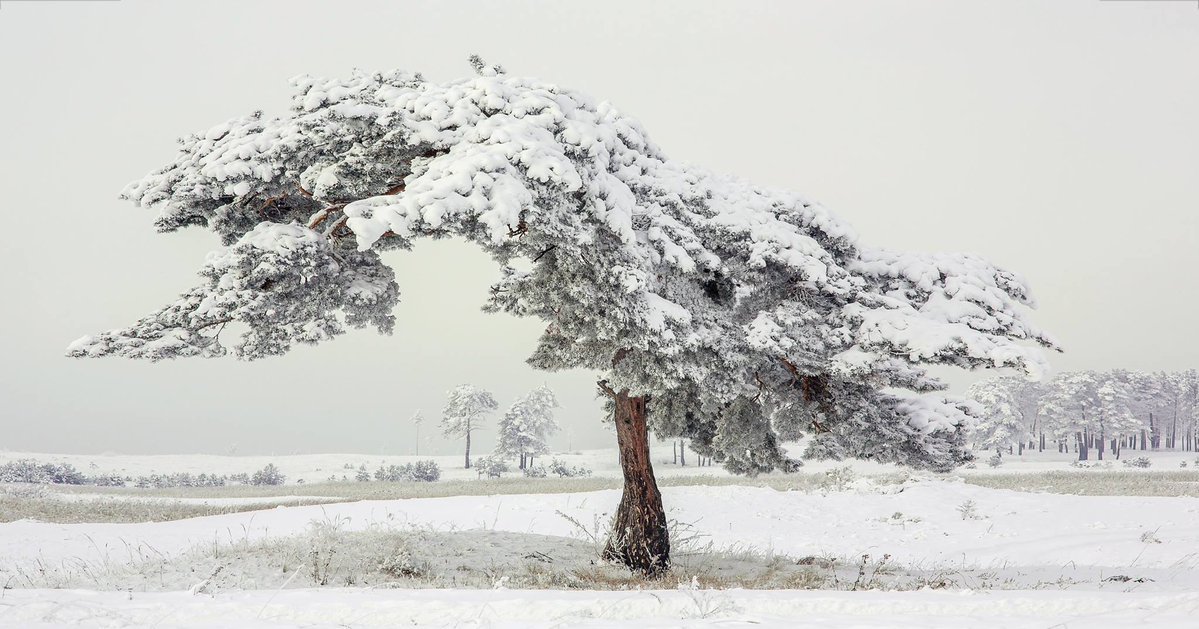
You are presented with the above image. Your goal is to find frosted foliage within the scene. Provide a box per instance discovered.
[67,223,397,360]
[1039,371,1139,439]
[494,385,560,460]
[440,384,497,438]
[966,378,1029,451]
[69,61,1056,474]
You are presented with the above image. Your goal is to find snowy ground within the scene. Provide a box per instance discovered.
[3,448,1199,627]
[4,443,1196,484]
[4,588,1197,628]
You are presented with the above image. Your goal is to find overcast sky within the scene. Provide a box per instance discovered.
[0,0,1195,455]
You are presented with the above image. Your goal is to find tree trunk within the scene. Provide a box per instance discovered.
[464,430,471,469]
[602,390,670,575]
[679,439,686,466]
[1077,431,1087,461]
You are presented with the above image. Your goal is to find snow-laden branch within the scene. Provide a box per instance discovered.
[70,61,1060,472]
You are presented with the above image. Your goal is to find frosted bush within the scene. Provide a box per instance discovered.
[549,458,592,478]
[818,465,857,492]
[475,456,509,479]
[377,537,427,578]
[250,463,286,486]
[1121,457,1151,469]
[0,460,86,485]
[523,465,548,478]
[406,460,441,482]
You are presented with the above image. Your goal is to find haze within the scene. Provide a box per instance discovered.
[0,0,1195,455]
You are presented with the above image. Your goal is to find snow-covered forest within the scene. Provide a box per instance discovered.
[969,370,1199,459]
[3,1,1198,628]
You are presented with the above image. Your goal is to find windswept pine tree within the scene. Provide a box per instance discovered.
[495,384,560,468]
[441,384,497,469]
[68,58,1056,574]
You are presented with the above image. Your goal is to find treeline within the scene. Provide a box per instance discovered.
[968,369,1198,460]
[0,459,288,487]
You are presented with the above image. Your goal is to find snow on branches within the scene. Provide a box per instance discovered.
[970,370,1199,457]
[494,385,560,467]
[441,384,497,469]
[70,60,1058,473]
[67,223,397,360]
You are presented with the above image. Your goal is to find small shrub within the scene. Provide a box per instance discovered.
[377,537,427,578]
[523,465,548,478]
[1122,457,1151,469]
[406,460,441,482]
[90,473,127,487]
[250,463,286,486]
[370,461,440,483]
[957,499,981,520]
[818,465,856,491]
[549,458,592,478]
[475,456,509,479]
[986,452,1003,468]
[1140,529,1162,544]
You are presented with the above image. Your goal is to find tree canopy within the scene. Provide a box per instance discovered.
[68,58,1056,473]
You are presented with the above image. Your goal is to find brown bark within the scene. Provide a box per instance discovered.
[601,390,670,575]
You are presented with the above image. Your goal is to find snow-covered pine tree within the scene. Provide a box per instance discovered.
[1155,370,1199,450]
[1095,376,1139,459]
[1040,371,1138,460]
[1178,370,1199,451]
[441,384,497,469]
[967,376,1046,453]
[494,384,560,469]
[965,378,1028,456]
[67,59,1056,574]
[1040,371,1100,459]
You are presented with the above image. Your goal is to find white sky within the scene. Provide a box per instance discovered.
[0,0,1195,455]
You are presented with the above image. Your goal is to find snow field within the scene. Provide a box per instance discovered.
[3,588,1197,628]
[6,480,1198,582]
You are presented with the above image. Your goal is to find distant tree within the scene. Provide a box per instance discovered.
[1040,371,1138,460]
[355,464,371,482]
[965,378,1029,456]
[442,384,497,469]
[494,385,560,469]
[411,409,425,456]
[66,60,1055,574]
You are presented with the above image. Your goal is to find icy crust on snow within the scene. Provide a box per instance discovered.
[77,63,1058,472]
